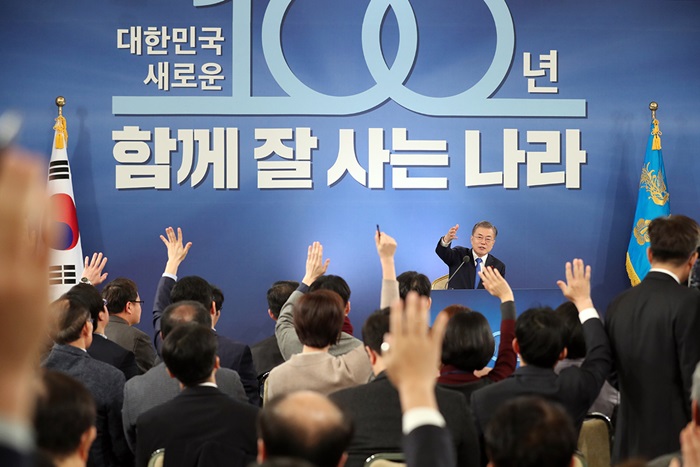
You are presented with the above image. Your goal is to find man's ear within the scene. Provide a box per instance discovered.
[257,439,267,463]
[647,247,653,264]
[512,338,520,356]
[364,346,378,365]
[78,426,97,461]
[214,355,221,370]
[337,451,349,467]
[345,301,351,316]
[558,347,568,362]
[268,309,278,322]
[166,366,176,379]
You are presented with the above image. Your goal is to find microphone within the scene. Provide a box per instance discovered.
[446,254,471,290]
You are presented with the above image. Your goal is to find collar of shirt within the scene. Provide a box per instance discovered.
[649,268,681,284]
[93,333,107,339]
[474,253,489,266]
[199,382,218,388]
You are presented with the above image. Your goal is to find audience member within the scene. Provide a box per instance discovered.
[309,274,355,336]
[555,300,619,419]
[152,226,259,404]
[65,283,139,380]
[78,252,109,288]
[42,297,132,467]
[438,265,517,401]
[34,370,97,467]
[135,322,258,467]
[251,281,298,381]
[330,307,479,467]
[382,291,455,467]
[606,214,700,462]
[102,278,156,374]
[470,259,611,464]
[275,242,363,360]
[266,288,372,400]
[484,396,578,467]
[376,231,432,309]
[258,391,353,467]
[122,300,247,451]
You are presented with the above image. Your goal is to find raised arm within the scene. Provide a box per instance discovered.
[377,230,400,308]
[81,252,108,286]
[479,266,516,381]
[152,226,191,351]
[435,224,464,266]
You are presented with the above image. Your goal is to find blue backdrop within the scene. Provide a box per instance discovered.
[2,0,699,344]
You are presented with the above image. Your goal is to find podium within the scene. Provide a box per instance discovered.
[430,288,564,368]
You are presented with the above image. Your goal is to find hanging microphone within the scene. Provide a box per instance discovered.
[445,253,471,289]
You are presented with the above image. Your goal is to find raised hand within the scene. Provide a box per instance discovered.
[81,252,108,286]
[302,241,330,286]
[479,266,514,303]
[443,224,459,243]
[160,226,192,276]
[556,258,594,311]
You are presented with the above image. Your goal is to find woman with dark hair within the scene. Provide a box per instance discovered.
[264,289,372,402]
[437,267,517,402]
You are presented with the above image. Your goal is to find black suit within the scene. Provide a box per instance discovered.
[135,385,258,467]
[330,372,479,467]
[88,334,140,380]
[404,424,456,467]
[471,317,611,464]
[605,271,700,462]
[152,276,260,405]
[435,239,506,290]
[250,334,285,378]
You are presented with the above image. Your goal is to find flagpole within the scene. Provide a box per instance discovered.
[56,96,65,116]
[649,101,657,120]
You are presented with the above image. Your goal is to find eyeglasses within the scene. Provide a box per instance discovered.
[130,300,145,305]
[472,235,494,243]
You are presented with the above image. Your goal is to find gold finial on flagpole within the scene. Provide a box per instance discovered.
[649,101,658,121]
[55,96,66,117]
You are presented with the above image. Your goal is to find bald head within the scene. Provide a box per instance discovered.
[160,300,211,338]
[258,391,353,467]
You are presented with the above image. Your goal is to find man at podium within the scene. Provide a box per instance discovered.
[435,221,506,289]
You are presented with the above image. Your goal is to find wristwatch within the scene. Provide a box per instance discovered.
[80,277,92,285]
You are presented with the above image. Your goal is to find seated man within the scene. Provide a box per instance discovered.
[33,370,97,467]
[152,226,259,405]
[251,280,298,380]
[258,391,353,467]
[485,396,578,467]
[65,283,139,380]
[330,308,479,467]
[42,297,132,467]
[102,277,156,374]
[123,300,247,452]
[471,259,611,462]
[265,288,372,401]
[135,322,258,467]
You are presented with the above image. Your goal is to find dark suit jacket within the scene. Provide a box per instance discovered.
[435,239,506,290]
[152,275,260,405]
[88,333,140,380]
[250,334,285,378]
[404,424,456,467]
[330,372,479,467]
[104,315,156,374]
[605,271,700,462]
[471,317,611,462]
[42,344,133,467]
[135,385,258,467]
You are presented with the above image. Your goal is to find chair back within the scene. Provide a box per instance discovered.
[431,274,449,290]
[577,412,612,467]
[148,448,164,467]
[365,452,406,467]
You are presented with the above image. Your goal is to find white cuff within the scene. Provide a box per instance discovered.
[578,307,599,323]
[402,407,446,434]
[162,272,177,281]
[440,238,451,247]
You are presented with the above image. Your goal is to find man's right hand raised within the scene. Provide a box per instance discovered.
[443,224,459,244]
[302,241,329,286]
[160,226,192,276]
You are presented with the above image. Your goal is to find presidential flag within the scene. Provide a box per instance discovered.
[48,112,84,299]
[625,116,670,286]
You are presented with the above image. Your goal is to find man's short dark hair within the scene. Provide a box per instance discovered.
[162,322,218,387]
[65,283,104,323]
[442,310,494,371]
[258,392,353,467]
[267,281,299,319]
[308,275,350,306]
[485,396,577,467]
[362,308,390,354]
[554,301,586,360]
[34,370,96,460]
[211,285,224,312]
[293,290,345,348]
[515,307,564,368]
[170,275,213,311]
[49,298,90,345]
[102,278,138,315]
[161,301,212,338]
[397,271,431,299]
[648,214,700,266]
[472,220,498,238]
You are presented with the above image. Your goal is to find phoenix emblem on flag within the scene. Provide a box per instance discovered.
[633,218,651,246]
[639,162,669,206]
